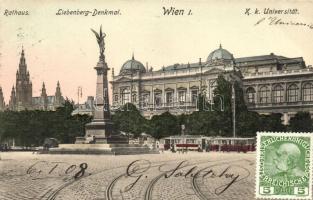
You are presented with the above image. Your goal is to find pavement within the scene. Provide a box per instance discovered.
[0,151,257,200]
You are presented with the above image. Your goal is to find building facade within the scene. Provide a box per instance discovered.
[4,48,65,111]
[71,96,95,116]
[111,45,313,124]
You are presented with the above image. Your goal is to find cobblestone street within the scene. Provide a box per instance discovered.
[0,152,256,200]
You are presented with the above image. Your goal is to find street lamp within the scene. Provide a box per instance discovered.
[77,86,83,114]
[232,81,236,138]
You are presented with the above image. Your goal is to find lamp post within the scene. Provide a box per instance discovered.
[232,82,236,138]
[77,86,82,114]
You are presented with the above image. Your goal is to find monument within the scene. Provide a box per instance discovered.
[75,26,115,144]
[46,26,157,154]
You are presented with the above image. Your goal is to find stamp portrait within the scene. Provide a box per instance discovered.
[256,132,313,199]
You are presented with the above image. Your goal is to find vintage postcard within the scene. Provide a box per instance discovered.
[0,0,313,199]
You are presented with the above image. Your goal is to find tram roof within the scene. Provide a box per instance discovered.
[162,135,255,140]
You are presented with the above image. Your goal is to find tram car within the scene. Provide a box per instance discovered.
[208,137,256,152]
[160,135,209,151]
[160,135,256,152]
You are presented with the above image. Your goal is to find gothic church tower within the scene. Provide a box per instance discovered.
[15,48,32,110]
[9,86,16,111]
[54,81,63,106]
[0,87,5,111]
[40,82,48,110]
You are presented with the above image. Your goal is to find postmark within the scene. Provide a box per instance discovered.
[256,132,313,199]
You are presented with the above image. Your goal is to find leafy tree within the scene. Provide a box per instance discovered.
[112,103,148,138]
[289,112,312,132]
[211,75,249,136]
[237,111,260,137]
[259,113,286,132]
[213,75,247,114]
[148,111,180,139]
[0,99,92,146]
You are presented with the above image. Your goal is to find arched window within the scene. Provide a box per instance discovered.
[259,86,270,103]
[272,85,284,103]
[121,88,130,105]
[303,83,313,101]
[246,87,256,103]
[287,84,298,102]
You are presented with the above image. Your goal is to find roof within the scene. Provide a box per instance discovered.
[120,55,146,75]
[157,62,200,72]
[207,45,234,62]
[235,54,287,63]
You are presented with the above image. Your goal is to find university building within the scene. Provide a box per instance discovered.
[111,45,313,124]
[0,48,64,111]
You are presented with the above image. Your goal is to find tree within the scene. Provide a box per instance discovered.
[0,99,92,146]
[237,111,260,137]
[112,103,148,137]
[211,75,249,137]
[259,113,286,132]
[213,75,247,114]
[148,112,180,139]
[289,111,312,132]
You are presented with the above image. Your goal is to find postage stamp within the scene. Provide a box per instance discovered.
[256,132,313,199]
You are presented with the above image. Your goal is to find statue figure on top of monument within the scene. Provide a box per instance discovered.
[91,25,106,56]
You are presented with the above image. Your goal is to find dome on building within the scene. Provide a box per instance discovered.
[120,54,146,75]
[207,44,234,62]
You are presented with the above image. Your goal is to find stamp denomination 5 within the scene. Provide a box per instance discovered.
[256,132,313,199]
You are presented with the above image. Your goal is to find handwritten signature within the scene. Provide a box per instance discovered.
[122,159,251,196]
[255,17,313,29]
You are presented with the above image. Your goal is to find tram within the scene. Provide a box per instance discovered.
[160,135,256,152]
[208,137,256,152]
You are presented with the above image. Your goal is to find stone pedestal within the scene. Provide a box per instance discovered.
[45,143,159,155]
[84,120,113,143]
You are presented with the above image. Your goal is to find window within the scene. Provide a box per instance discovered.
[166,92,173,106]
[303,83,313,101]
[191,90,198,105]
[132,93,137,103]
[209,81,217,100]
[246,87,256,103]
[141,93,150,107]
[272,85,284,103]
[178,91,186,105]
[259,86,270,103]
[114,95,118,102]
[287,84,298,102]
[154,92,162,107]
[121,88,130,105]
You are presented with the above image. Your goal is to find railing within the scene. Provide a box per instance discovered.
[111,101,199,112]
[247,100,313,108]
[245,68,313,78]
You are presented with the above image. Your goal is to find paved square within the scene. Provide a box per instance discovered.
[0,152,260,200]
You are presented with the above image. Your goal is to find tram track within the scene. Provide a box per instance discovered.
[40,156,253,200]
[42,157,182,200]
[191,159,253,200]
[143,158,246,200]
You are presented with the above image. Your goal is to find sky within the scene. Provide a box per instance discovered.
[0,0,312,104]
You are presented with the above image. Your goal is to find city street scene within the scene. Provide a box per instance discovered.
[0,0,313,199]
